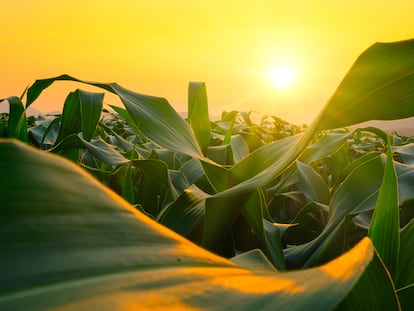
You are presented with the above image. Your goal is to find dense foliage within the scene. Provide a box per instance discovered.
[1,39,414,310]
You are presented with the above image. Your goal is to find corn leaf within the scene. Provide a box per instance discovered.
[230,249,278,273]
[0,140,399,310]
[316,38,414,130]
[79,90,103,141]
[51,134,129,166]
[26,75,203,158]
[230,134,250,163]
[241,189,286,270]
[284,154,385,268]
[396,219,414,288]
[3,97,28,141]
[296,161,330,204]
[397,284,414,311]
[188,82,211,153]
[368,138,400,278]
[158,185,210,237]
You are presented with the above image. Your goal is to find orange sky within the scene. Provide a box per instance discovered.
[1,0,414,124]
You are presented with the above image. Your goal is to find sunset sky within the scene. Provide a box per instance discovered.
[2,0,414,124]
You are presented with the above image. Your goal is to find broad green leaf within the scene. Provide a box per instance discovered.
[79,89,104,141]
[3,97,28,141]
[200,160,230,193]
[29,114,60,146]
[206,144,232,165]
[284,154,385,268]
[168,169,191,196]
[230,134,250,163]
[220,110,238,145]
[368,138,400,278]
[109,104,142,135]
[180,157,204,185]
[158,185,210,237]
[299,132,351,164]
[296,161,330,204]
[316,38,414,130]
[231,249,278,272]
[396,219,414,288]
[230,134,301,184]
[26,75,203,158]
[188,82,211,153]
[132,159,175,216]
[202,130,318,253]
[121,152,136,204]
[397,284,414,311]
[0,141,399,310]
[333,245,400,311]
[55,90,82,144]
[150,149,178,169]
[241,189,286,270]
[51,134,129,166]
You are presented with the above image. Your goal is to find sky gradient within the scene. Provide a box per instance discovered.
[2,0,414,124]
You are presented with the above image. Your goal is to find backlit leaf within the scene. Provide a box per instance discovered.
[368,137,400,278]
[0,140,399,310]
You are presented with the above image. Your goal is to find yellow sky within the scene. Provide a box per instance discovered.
[1,0,414,124]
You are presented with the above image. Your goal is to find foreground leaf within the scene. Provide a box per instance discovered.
[0,140,399,310]
[368,137,400,278]
[317,38,414,130]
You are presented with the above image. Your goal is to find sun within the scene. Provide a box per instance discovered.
[268,64,297,89]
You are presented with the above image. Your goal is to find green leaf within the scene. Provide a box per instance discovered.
[203,130,319,254]
[397,284,414,311]
[230,134,301,185]
[109,105,142,135]
[26,75,203,158]
[241,189,286,270]
[188,82,211,153]
[296,161,330,204]
[4,97,28,141]
[230,134,250,163]
[29,114,60,146]
[54,89,103,144]
[231,249,278,272]
[316,38,414,130]
[51,134,129,166]
[396,219,414,288]
[206,144,232,165]
[79,90,104,141]
[368,137,400,278]
[132,159,175,216]
[284,154,385,268]
[121,164,135,204]
[0,140,400,310]
[158,185,209,237]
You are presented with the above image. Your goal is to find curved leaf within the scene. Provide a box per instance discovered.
[296,161,330,204]
[0,141,399,310]
[3,97,28,141]
[317,38,414,130]
[396,219,414,288]
[26,75,203,158]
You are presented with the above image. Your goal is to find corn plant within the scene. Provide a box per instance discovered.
[1,39,414,310]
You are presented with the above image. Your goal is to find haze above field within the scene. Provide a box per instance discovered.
[1,1,414,124]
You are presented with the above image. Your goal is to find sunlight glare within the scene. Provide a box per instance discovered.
[268,64,297,89]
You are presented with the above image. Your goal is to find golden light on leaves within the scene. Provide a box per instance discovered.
[320,237,373,281]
